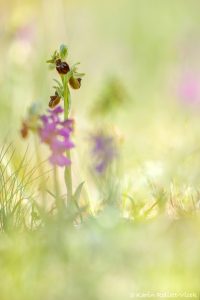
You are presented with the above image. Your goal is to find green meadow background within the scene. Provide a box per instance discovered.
[0,0,200,299]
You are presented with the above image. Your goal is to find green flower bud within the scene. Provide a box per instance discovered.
[60,44,68,60]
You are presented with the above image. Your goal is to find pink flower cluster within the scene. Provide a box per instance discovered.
[39,106,74,167]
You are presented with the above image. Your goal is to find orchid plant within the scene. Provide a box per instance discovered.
[21,45,85,213]
[46,45,84,206]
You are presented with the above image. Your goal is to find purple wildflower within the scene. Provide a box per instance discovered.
[178,72,200,106]
[90,131,117,174]
[38,106,74,167]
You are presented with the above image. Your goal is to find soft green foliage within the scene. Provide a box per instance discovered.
[0,216,200,299]
[0,144,40,231]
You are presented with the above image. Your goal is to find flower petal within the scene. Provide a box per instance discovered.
[49,154,71,167]
[50,138,74,152]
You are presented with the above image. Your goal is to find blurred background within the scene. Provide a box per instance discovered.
[1,0,200,195]
[1,1,200,298]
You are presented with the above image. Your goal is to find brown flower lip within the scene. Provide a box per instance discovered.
[49,92,61,108]
[20,121,29,138]
[56,59,70,74]
[69,77,82,89]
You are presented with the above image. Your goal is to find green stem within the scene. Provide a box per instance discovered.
[62,75,73,205]
[53,166,62,210]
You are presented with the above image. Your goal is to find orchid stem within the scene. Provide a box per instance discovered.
[62,75,73,205]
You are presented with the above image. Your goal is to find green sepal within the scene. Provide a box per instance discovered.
[46,50,59,64]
